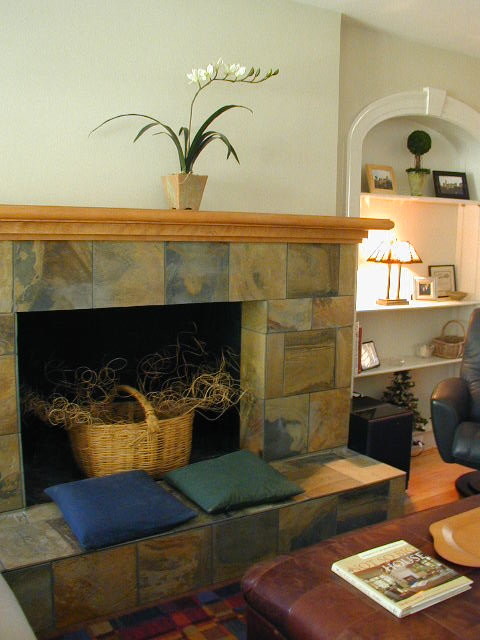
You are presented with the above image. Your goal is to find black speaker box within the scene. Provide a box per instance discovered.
[349,397,414,486]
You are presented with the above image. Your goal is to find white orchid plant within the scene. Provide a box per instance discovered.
[90,58,279,174]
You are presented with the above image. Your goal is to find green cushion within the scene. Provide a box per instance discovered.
[163,449,303,513]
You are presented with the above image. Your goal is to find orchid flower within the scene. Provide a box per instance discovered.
[91,60,279,174]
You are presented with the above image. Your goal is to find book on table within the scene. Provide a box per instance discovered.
[331,539,473,618]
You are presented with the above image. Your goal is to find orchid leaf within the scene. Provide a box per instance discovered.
[90,62,278,173]
[187,131,240,171]
[133,121,161,142]
[152,131,187,172]
[188,104,251,164]
[90,112,187,172]
[178,126,189,157]
[89,113,160,136]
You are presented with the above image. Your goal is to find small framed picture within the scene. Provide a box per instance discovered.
[360,341,380,371]
[414,276,437,300]
[432,171,469,199]
[366,164,398,194]
[428,264,456,298]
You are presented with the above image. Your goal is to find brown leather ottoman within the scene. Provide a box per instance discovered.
[242,495,480,639]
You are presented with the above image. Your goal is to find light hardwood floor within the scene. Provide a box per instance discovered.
[404,447,473,514]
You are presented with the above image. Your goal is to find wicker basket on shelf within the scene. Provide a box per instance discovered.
[431,320,466,359]
[67,384,193,478]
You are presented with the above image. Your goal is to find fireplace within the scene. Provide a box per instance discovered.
[17,302,242,504]
[0,206,393,514]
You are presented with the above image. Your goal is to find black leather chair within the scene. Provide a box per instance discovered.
[431,307,480,496]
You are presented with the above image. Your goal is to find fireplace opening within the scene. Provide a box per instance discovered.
[17,302,241,505]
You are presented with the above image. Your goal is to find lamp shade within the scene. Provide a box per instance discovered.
[366,238,422,305]
[367,239,422,265]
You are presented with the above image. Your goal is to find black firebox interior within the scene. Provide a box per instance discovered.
[17,302,241,505]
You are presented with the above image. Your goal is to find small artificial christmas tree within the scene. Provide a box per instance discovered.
[381,370,428,432]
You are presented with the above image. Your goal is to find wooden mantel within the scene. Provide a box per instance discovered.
[0,204,393,243]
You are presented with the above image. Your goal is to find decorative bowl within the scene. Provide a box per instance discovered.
[447,291,467,300]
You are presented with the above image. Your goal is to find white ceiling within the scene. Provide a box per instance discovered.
[298,0,480,59]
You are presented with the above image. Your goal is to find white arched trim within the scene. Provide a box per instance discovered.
[346,87,480,216]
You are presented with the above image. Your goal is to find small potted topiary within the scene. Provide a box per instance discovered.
[406,130,431,196]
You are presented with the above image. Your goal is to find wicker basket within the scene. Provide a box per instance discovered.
[67,384,194,478]
[432,320,466,359]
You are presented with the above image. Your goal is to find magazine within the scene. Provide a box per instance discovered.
[331,540,473,617]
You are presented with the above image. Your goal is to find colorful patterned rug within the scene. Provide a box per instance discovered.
[44,582,246,640]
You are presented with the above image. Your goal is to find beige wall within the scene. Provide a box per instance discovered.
[6,3,480,217]
[1,0,340,214]
[337,17,480,214]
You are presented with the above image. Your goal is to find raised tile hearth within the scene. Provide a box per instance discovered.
[1,448,405,634]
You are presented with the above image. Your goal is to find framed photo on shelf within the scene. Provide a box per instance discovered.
[366,164,398,194]
[432,171,469,199]
[428,264,456,298]
[360,341,380,371]
[414,276,437,300]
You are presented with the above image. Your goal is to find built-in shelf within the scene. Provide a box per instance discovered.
[355,193,479,382]
[356,299,480,313]
[354,300,477,377]
[355,355,462,378]
[360,192,479,206]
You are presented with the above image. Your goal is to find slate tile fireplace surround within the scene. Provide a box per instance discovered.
[0,205,393,515]
[0,206,403,634]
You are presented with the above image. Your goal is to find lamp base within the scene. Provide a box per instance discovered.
[376,298,409,306]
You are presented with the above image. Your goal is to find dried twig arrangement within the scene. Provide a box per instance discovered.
[23,358,129,428]
[23,333,244,429]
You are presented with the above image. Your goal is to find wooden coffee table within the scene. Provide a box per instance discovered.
[242,495,480,639]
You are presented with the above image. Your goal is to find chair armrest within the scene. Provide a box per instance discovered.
[0,573,36,640]
[431,377,470,463]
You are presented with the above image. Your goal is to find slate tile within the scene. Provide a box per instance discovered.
[4,564,53,633]
[229,243,286,301]
[138,527,212,603]
[15,241,92,311]
[267,298,312,333]
[278,496,337,551]
[165,242,228,304]
[0,355,17,436]
[53,545,137,628]
[213,510,278,583]
[0,242,13,313]
[284,329,335,394]
[93,241,165,308]
[308,388,351,452]
[0,433,22,513]
[264,395,309,461]
[287,244,339,298]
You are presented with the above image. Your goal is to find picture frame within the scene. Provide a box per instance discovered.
[366,164,398,194]
[414,276,437,300]
[432,171,469,199]
[428,264,456,298]
[360,341,380,371]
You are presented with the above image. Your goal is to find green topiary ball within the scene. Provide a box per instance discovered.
[407,130,432,157]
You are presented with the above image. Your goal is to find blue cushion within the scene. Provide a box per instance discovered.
[45,470,197,550]
[163,449,304,513]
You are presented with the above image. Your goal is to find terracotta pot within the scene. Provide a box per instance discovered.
[162,173,208,210]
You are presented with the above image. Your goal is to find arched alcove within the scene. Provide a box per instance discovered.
[346,87,480,216]
[347,88,480,445]
[362,117,480,199]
